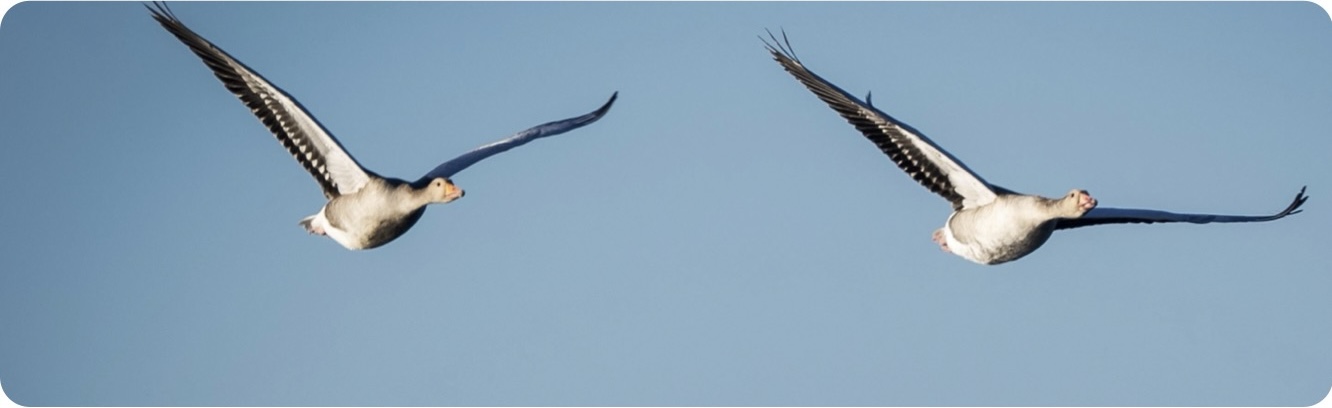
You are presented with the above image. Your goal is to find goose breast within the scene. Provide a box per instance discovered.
[943,196,1064,265]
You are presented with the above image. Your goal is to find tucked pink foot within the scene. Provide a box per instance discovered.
[310,226,326,236]
[932,229,951,253]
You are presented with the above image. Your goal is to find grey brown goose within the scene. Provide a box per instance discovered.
[763,31,1307,265]
[149,3,617,250]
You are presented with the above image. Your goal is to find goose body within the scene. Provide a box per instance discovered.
[149,3,616,250]
[299,177,447,250]
[938,193,1095,264]
[764,32,1307,265]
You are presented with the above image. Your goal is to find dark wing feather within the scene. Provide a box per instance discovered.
[148,2,370,198]
[762,30,997,211]
[1056,186,1308,230]
[419,92,617,181]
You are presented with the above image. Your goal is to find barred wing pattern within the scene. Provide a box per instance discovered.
[763,31,999,211]
[149,2,370,198]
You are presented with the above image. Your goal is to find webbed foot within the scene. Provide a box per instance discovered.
[932,229,951,253]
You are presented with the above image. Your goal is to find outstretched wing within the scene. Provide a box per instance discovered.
[418,92,617,181]
[763,30,999,211]
[148,2,370,198]
[1055,186,1308,230]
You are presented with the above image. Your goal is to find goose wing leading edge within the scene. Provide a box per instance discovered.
[420,92,618,181]
[148,2,370,199]
[762,31,999,211]
[1055,187,1309,230]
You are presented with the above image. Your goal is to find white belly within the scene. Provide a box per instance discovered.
[304,206,368,250]
[941,206,1055,265]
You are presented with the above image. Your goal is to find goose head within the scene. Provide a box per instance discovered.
[1056,189,1097,218]
[425,177,465,204]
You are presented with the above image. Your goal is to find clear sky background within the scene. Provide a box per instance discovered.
[1,1,1330,406]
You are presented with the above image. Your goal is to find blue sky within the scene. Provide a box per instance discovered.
[1,1,1330,406]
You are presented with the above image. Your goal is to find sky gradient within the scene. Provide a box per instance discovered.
[1,2,1330,406]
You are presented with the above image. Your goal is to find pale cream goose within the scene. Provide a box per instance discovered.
[149,3,616,250]
[764,32,1307,265]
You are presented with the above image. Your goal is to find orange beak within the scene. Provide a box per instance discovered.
[444,180,465,203]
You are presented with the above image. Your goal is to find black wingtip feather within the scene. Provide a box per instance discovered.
[761,27,799,63]
[1279,185,1309,217]
[597,91,618,115]
[145,2,173,20]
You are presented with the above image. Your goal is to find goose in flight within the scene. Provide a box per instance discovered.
[148,3,617,250]
[763,31,1307,265]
